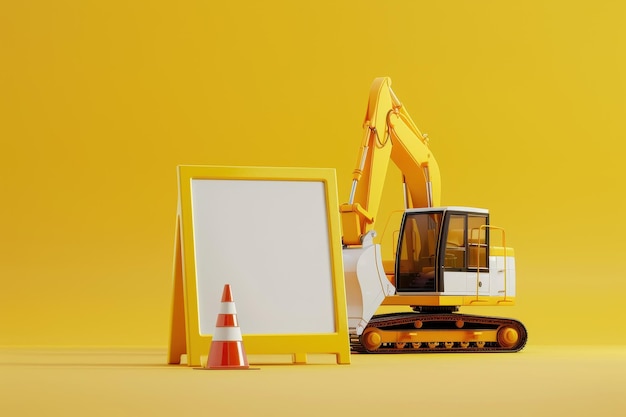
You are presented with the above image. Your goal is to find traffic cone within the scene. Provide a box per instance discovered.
[205,284,250,370]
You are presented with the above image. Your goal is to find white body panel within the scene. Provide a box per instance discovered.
[441,271,490,295]
[489,255,516,297]
[440,256,515,297]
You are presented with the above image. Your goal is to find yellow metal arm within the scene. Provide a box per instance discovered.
[341,77,441,246]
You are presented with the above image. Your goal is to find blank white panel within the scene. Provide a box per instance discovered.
[191,179,336,335]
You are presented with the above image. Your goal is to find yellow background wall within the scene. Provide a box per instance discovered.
[1,1,625,347]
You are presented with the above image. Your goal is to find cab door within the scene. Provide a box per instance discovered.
[441,212,490,295]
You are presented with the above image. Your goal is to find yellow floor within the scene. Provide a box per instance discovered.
[1,346,625,417]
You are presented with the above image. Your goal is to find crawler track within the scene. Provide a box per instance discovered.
[350,312,527,353]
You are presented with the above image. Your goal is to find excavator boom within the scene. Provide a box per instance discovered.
[341,77,440,246]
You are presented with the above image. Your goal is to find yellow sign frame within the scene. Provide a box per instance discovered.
[168,165,350,366]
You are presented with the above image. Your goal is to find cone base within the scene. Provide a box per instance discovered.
[207,365,250,370]
[206,340,249,370]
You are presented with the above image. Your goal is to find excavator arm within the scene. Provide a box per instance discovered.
[342,77,443,335]
[340,77,441,246]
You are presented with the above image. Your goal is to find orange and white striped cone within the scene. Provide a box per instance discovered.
[205,284,250,370]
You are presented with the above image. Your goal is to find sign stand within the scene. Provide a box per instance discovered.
[167,165,351,366]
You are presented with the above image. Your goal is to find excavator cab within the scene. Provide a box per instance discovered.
[395,207,492,295]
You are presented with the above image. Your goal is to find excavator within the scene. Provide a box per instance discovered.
[341,77,527,353]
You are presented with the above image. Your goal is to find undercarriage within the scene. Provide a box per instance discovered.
[350,312,527,353]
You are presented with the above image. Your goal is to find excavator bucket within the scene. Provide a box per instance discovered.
[342,232,395,336]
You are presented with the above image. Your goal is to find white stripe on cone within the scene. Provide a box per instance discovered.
[219,301,237,314]
[213,326,243,341]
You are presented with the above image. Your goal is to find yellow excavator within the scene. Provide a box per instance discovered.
[341,77,527,352]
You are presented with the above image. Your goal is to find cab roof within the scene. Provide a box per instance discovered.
[404,206,489,214]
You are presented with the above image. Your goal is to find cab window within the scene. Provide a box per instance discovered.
[444,215,466,270]
[444,213,489,271]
